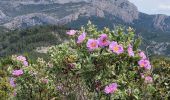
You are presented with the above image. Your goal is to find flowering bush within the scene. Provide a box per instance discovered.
[47,22,155,99]
[2,22,160,99]
[7,55,58,99]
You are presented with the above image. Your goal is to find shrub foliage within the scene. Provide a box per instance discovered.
[0,22,169,99]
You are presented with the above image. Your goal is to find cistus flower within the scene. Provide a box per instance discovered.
[128,45,134,57]
[41,78,48,84]
[17,55,26,62]
[109,41,124,54]
[23,61,28,66]
[77,32,86,44]
[104,83,118,94]
[57,85,63,91]
[145,64,151,70]
[13,91,17,96]
[10,78,16,87]
[98,34,110,47]
[144,76,153,83]
[12,70,23,76]
[139,51,147,59]
[138,59,151,70]
[68,63,75,69]
[16,55,29,66]
[66,30,76,36]
[86,39,98,51]
[140,73,145,79]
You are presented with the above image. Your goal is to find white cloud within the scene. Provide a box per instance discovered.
[159,4,170,10]
[128,0,170,15]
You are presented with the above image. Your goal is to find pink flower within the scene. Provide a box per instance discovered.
[128,45,134,57]
[145,76,153,83]
[77,32,86,44]
[12,70,23,76]
[104,83,118,94]
[13,91,17,96]
[57,85,63,91]
[139,51,147,59]
[138,59,151,70]
[10,78,16,87]
[16,55,29,66]
[140,73,145,79]
[41,78,48,84]
[145,64,151,70]
[66,30,76,36]
[86,39,99,51]
[23,61,28,66]
[68,63,75,69]
[109,41,124,54]
[17,55,26,62]
[98,34,110,47]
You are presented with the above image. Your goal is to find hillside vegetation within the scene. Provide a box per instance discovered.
[0,23,169,99]
[0,25,69,57]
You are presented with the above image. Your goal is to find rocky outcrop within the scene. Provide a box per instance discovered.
[57,5,105,25]
[0,10,10,24]
[90,0,139,23]
[1,0,170,32]
[0,10,6,19]
[0,0,89,5]
[58,0,139,23]
[153,15,170,31]
[2,0,140,29]
[3,13,58,29]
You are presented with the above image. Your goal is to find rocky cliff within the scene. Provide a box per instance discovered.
[0,0,170,32]
[0,0,139,29]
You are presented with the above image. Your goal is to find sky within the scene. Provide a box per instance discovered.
[128,0,170,15]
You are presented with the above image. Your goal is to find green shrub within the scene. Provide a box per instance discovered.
[2,23,169,99]
[151,56,170,99]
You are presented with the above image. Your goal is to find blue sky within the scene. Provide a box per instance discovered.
[128,0,170,15]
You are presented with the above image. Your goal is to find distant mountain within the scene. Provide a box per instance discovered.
[0,0,139,29]
[0,0,170,56]
[1,0,170,31]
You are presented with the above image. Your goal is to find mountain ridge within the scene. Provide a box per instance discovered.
[0,0,169,32]
[0,0,140,29]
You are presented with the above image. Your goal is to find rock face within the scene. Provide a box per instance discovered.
[0,10,10,24]
[0,0,89,5]
[90,0,139,23]
[153,15,170,31]
[0,10,6,19]
[3,13,58,29]
[0,0,139,29]
[0,0,170,32]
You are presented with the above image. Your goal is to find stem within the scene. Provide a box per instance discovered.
[39,87,42,100]
[27,84,32,99]
[109,95,111,100]
[94,90,100,100]
[106,94,111,100]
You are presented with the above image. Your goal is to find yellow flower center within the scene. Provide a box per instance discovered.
[91,42,97,47]
[113,46,119,51]
[141,63,145,67]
